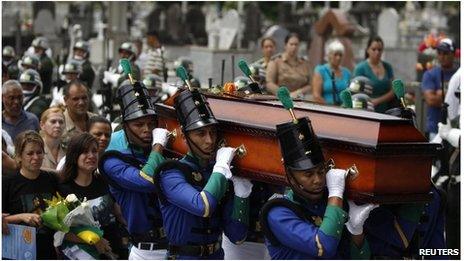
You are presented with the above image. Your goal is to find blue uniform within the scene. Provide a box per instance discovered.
[157,154,249,259]
[263,190,360,259]
[364,186,446,259]
[99,131,166,237]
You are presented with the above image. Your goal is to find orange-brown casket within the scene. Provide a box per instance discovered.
[156,94,440,203]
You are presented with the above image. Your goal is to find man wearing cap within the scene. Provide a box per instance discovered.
[2,46,20,80]
[361,186,447,259]
[19,55,40,72]
[18,69,50,119]
[174,57,200,88]
[421,38,459,140]
[51,62,82,107]
[153,89,251,259]
[338,89,448,259]
[142,74,164,103]
[104,42,143,89]
[260,117,377,259]
[71,41,95,89]
[119,42,141,81]
[31,36,54,95]
[99,80,171,259]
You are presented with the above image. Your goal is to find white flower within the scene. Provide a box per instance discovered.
[65,194,78,203]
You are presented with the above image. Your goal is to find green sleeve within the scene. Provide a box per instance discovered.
[141,151,165,177]
[231,196,249,225]
[350,238,371,259]
[319,205,348,239]
[203,172,228,201]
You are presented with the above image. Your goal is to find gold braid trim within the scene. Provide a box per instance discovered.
[139,171,154,184]
[394,217,409,248]
[200,191,210,217]
[315,234,324,257]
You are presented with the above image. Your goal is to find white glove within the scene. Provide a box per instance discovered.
[438,122,460,148]
[345,201,378,235]
[161,83,180,96]
[212,147,237,179]
[103,71,121,86]
[152,128,170,147]
[231,176,253,198]
[326,168,348,199]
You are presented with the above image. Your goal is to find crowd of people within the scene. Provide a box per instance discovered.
[1,26,461,260]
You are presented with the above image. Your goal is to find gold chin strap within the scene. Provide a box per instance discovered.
[315,234,324,257]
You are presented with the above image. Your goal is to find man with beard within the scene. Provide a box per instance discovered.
[2,80,39,140]
[260,117,377,259]
[154,89,251,259]
[99,80,170,259]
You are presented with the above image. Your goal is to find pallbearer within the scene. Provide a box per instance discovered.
[260,86,377,259]
[99,59,171,259]
[153,68,252,259]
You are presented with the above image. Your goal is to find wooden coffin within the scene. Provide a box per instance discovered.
[155,94,440,203]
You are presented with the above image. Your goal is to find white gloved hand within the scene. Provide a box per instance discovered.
[231,176,253,198]
[103,71,121,86]
[152,128,170,147]
[345,201,379,235]
[326,168,348,199]
[212,147,237,179]
[438,122,460,148]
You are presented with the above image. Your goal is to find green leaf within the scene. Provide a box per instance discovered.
[277,86,294,110]
[339,89,353,108]
[41,204,70,232]
[176,66,189,81]
[238,59,252,76]
[119,59,132,76]
[392,79,405,100]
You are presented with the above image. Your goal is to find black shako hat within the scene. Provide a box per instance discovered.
[276,117,325,171]
[174,89,218,132]
[117,80,157,122]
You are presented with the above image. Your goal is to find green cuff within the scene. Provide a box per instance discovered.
[319,205,347,239]
[231,196,249,225]
[141,151,165,177]
[350,238,371,259]
[204,172,228,201]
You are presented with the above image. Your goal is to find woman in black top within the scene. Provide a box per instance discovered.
[2,130,58,259]
[58,133,126,259]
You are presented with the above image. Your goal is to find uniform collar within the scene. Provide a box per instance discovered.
[183,152,215,172]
